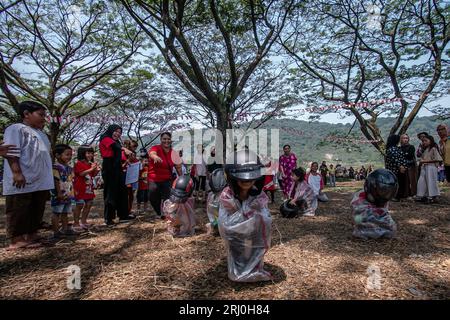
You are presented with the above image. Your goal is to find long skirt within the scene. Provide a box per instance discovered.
[416,165,440,198]
[407,166,417,196]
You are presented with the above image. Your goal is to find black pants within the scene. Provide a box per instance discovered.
[445,166,450,183]
[148,180,172,216]
[103,172,129,222]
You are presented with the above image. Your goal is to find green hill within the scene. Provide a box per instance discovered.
[143,116,446,168]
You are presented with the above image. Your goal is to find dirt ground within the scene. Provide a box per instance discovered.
[0,181,449,300]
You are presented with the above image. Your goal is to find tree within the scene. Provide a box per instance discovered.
[280,0,449,155]
[0,0,145,147]
[119,0,295,157]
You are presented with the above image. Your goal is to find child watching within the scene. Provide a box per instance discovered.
[51,144,77,237]
[73,145,100,231]
[123,139,139,215]
[416,135,442,203]
[3,101,54,250]
[137,157,149,214]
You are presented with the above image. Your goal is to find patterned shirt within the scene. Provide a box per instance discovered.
[385,146,407,174]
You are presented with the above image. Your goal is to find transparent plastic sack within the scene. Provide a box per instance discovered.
[163,197,196,237]
[351,190,397,239]
[206,192,220,234]
[218,187,272,282]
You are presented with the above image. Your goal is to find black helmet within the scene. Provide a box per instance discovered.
[170,175,194,203]
[209,168,227,193]
[364,168,398,206]
[280,200,299,218]
[224,149,264,196]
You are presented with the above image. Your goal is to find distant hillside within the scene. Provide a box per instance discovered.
[142,116,447,168]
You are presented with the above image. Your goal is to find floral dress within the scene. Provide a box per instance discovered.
[279,153,297,197]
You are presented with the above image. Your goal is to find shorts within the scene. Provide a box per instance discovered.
[75,199,93,206]
[137,189,149,203]
[52,203,73,214]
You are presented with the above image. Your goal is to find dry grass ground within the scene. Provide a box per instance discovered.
[0,181,449,300]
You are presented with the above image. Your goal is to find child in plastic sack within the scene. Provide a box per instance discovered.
[206,168,227,235]
[351,168,398,240]
[163,175,196,237]
[218,149,272,283]
[286,167,316,217]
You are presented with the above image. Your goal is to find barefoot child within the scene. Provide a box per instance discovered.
[51,144,77,238]
[219,150,272,282]
[73,145,100,231]
[3,101,54,249]
[305,162,324,207]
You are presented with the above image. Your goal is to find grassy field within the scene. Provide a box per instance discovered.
[0,181,449,300]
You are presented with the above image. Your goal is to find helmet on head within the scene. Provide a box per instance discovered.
[364,168,398,206]
[224,149,264,196]
[170,175,194,203]
[280,200,299,218]
[209,168,227,193]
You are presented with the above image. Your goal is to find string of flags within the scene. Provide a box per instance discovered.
[44,114,194,124]
[280,127,381,144]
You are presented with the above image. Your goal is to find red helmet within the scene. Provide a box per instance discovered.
[170,175,194,203]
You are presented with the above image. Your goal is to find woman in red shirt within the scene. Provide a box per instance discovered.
[148,132,182,217]
[99,125,135,225]
[73,145,100,230]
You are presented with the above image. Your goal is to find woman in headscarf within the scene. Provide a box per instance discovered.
[99,125,135,225]
[385,134,408,201]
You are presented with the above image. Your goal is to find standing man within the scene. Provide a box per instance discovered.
[437,124,450,184]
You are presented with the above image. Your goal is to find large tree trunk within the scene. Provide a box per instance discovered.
[49,121,60,154]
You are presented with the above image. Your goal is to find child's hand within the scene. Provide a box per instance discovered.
[12,172,26,188]
[289,199,296,206]
[57,192,66,201]
[0,143,19,157]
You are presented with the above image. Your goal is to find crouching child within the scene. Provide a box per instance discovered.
[351,168,398,239]
[163,175,196,237]
[218,150,272,282]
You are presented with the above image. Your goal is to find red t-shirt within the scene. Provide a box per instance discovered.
[148,145,180,182]
[99,137,115,158]
[73,161,97,200]
[138,166,149,190]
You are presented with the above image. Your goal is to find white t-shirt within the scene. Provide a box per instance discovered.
[2,123,54,195]
[308,174,322,196]
[194,153,207,176]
